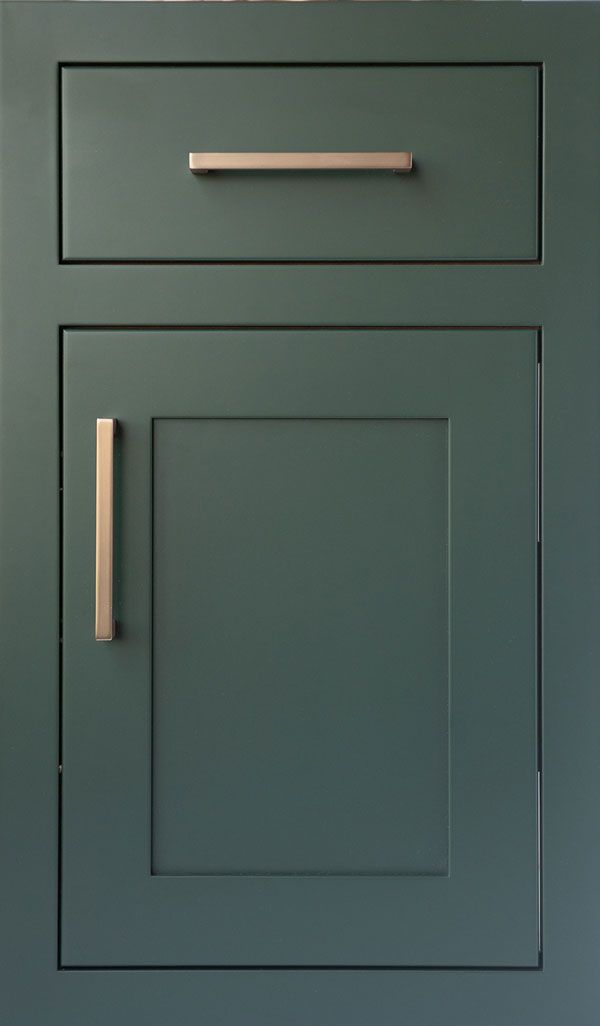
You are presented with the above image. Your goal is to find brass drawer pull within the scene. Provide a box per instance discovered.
[189,151,413,174]
[95,418,116,641]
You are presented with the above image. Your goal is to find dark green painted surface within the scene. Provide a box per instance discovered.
[1,2,600,1023]
[153,417,450,878]
[61,329,537,966]
[62,65,539,261]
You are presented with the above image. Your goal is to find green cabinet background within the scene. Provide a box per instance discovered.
[1,3,600,1024]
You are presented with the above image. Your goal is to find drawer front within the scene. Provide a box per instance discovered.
[61,64,540,262]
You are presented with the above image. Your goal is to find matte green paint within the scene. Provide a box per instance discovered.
[152,417,450,879]
[1,2,600,1024]
[62,65,539,262]
[61,329,537,967]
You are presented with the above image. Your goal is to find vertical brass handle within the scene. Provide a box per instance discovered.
[95,418,116,641]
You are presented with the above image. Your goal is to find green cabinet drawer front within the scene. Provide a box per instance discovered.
[61,65,539,262]
[61,328,538,968]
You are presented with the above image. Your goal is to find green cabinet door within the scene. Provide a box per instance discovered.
[62,328,538,967]
[2,4,600,1025]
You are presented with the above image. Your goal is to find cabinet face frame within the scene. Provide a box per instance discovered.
[1,3,600,1024]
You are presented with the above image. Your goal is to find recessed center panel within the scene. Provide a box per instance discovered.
[151,417,449,876]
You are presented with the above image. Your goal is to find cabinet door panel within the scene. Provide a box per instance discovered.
[61,328,538,968]
[152,417,448,876]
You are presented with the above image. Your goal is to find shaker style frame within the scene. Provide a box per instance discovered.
[1,3,600,1024]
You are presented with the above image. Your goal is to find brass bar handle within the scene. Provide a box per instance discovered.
[189,151,413,174]
[95,418,116,641]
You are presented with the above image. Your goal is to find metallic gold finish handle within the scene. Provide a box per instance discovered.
[189,152,413,174]
[95,418,116,641]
